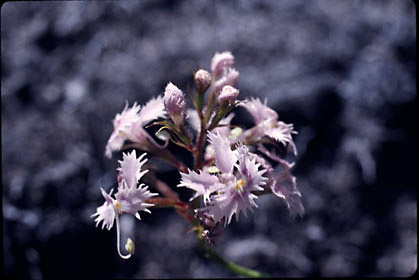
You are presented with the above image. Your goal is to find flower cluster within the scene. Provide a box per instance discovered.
[92,51,304,258]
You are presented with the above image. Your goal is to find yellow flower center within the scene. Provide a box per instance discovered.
[235,178,246,191]
[114,201,122,213]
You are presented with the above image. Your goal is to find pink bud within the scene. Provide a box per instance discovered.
[211,51,234,76]
[214,68,239,93]
[164,82,185,120]
[217,85,239,106]
[194,69,212,93]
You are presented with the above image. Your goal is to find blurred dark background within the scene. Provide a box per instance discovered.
[1,0,416,279]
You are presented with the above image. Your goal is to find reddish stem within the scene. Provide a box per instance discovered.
[148,177,196,225]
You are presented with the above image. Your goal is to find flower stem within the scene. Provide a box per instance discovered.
[199,240,271,278]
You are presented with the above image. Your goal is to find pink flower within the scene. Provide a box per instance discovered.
[257,144,304,217]
[92,151,158,258]
[211,51,234,77]
[105,96,167,158]
[179,131,267,226]
[271,166,304,218]
[115,150,157,220]
[206,143,267,226]
[92,151,158,224]
[105,102,141,158]
[240,98,297,155]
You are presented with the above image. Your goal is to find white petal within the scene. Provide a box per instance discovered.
[268,121,295,146]
[137,95,166,126]
[207,131,237,174]
[92,188,116,231]
[239,98,278,124]
[117,150,148,189]
[104,102,141,157]
[178,169,222,204]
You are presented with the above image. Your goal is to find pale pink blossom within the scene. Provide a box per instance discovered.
[93,150,157,224]
[257,144,304,217]
[206,143,267,226]
[179,132,267,226]
[115,150,157,220]
[105,102,141,158]
[240,98,297,155]
[105,96,166,158]
[271,167,304,218]
[92,151,158,258]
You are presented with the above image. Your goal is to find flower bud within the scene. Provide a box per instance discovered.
[217,85,239,106]
[211,51,234,77]
[214,68,239,93]
[164,82,185,125]
[194,69,212,94]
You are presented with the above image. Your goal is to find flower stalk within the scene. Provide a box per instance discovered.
[199,239,271,278]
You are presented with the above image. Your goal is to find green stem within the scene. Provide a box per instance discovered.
[200,240,271,278]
